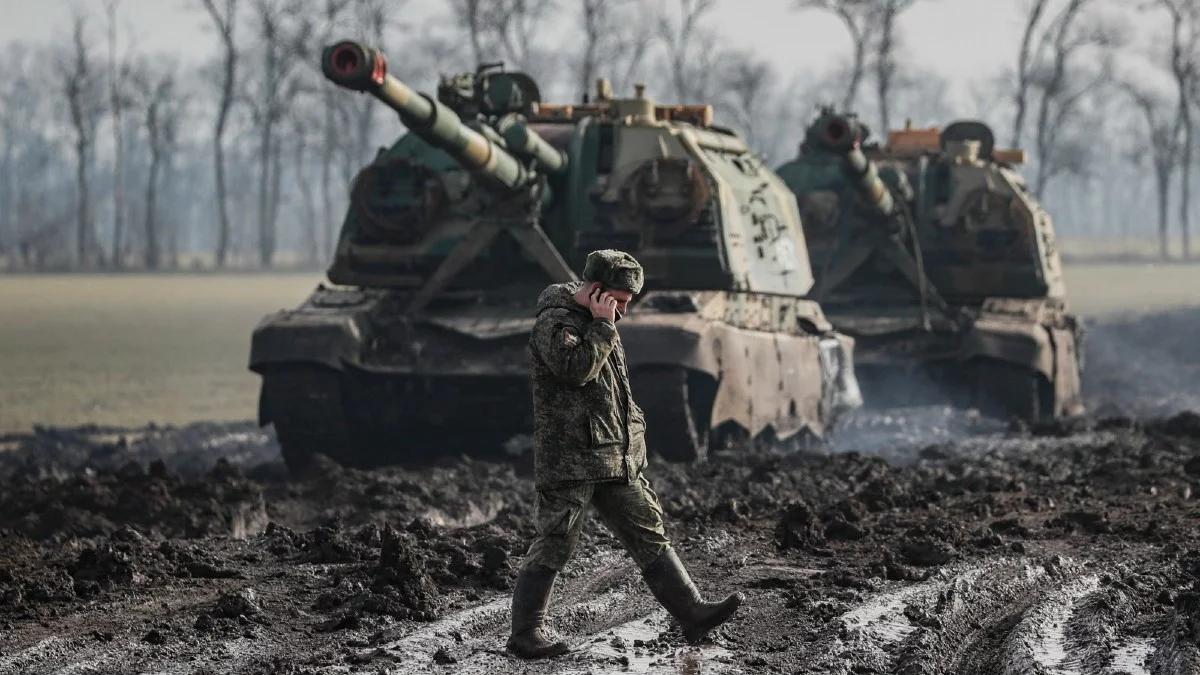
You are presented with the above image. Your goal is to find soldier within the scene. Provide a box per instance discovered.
[507,249,744,659]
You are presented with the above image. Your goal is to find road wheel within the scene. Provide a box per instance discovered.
[973,360,1051,423]
[631,366,713,463]
[260,366,355,477]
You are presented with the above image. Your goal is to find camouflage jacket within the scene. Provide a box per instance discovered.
[529,282,647,488]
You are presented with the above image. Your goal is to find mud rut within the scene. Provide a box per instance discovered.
[1,309,1199,675]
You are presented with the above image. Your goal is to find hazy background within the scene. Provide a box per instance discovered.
[1,0,1199,432]
[0,0,1197,271]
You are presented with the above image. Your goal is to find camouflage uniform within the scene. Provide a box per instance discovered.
[508,251,743,659]
[521,258,669,572]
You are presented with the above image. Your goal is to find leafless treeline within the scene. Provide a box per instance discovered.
[0,0,1197,271]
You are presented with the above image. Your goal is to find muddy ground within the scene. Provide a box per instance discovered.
[1,308,1199,675]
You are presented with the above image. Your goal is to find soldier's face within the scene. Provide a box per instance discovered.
[607,288,634,320]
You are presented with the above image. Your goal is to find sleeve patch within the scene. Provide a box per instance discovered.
[561,327,581,347]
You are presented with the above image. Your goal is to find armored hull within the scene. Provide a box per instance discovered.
[251,287,856,467]
[251,42,860,473]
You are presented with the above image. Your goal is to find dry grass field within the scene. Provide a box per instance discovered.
[0,263,1196,433]
[0,273,320,433]
[1063,262,1200,316]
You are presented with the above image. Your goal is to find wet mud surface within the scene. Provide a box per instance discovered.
[1,308,1199,674]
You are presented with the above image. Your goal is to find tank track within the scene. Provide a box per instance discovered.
[973,359,1052,423]
[631,366,711,463]
[260,366,356,475]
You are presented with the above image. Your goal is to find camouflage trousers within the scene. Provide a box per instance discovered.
[521,474,670,572]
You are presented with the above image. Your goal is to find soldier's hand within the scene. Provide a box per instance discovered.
[589,286,618,323]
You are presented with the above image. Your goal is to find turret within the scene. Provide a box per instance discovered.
[320,40,565,191]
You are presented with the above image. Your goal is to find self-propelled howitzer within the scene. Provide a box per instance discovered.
[249,43,861,474]
[778,109,1082,422]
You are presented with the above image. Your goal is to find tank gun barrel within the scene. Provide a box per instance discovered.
[321,40,559,190]
[812,114,896,218]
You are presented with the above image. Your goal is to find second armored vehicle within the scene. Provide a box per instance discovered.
[249,42,860,473]
[777,110,1082,421]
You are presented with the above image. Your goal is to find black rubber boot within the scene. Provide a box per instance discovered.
[641,547,744,643]
[506,565,570,659]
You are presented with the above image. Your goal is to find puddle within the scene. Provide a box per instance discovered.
[378,595,510,662]
[201,431,272,449]
[565,608,736,675]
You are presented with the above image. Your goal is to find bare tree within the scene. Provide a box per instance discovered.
[1012,0,1050,147]
[161,132,197,268]
[718,50,774,152]
[793,1,875,114]
[1126,83,1179,259]
[1154,0,1199,259]
[449,0,488,66]
[1026,0,1116,197]
[104,0,134,268]
[136,62,183,270]
[161,108,185,269]
[1,43,72,269]
[315,0,353,262]
[872,0,919,133]
[891,65,952,127]
[658,0,718,102]
[578,0,608,98]
[447,0,557,79]
[290,109,321,265]
[198,0,239,268]
[576,0,655,100]
[61,13,106,267]
[0,48,24,259]
[492,0,559,79]
[0,128,9,263]
[245,0,312,267]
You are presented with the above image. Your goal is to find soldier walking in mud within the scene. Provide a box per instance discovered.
[507,250,744,659]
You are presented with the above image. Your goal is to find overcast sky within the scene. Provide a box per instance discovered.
[0,0,1172,117]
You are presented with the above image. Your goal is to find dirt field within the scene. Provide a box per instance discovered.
[1,403,1198,673]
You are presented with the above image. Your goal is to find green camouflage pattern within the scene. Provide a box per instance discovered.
[529,282,647,488]
[521,474,669,572]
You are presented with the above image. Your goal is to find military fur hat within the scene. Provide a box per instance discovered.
[582,249,644,294]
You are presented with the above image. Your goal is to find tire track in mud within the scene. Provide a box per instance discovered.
[1145,634,1200,675]
[999,573,1100,674]
[800,560,1001,674]
[896,557,1108,675]
[346,550,735,674]
[796,554,1200,675]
